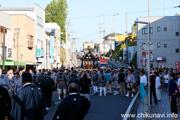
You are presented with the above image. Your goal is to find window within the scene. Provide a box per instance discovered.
[157,42,161,48]
[164,27,167,31]
[142,28,148,35]
[176,32,179,36]
[28,35,33,49]
[176,49,179,53]
[157,26,160,32]
[142,43,145,50]
[150,27,153,34]
[164,44,167,48]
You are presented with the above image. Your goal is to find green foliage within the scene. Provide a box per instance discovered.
[45,0,67,42]
[175,13,180,16]
[132,52,137,66]
[111,43,126,59]
[94,43,98,48]
[131,22,137,35]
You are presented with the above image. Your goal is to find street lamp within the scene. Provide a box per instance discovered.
[15,27,20,70]
[135,20,151,106]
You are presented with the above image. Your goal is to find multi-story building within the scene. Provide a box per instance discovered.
[0,4,45,70]
[0,11,12,72]
[11,14,35,70]
[45,23,61,68]
[137,16,180,69]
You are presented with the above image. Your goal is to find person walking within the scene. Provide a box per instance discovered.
[99,70,107,96]
[0,86,11,120]
[169,73,178,120]
[12,71,23,95]
[164,71,170,92]
[150,71,158,105]
[140,71,148,102]
[53,83,91,120]
[56,68,69,100]
[79,72,91,100]
[118,69,126,96]
[40,72,55,111]
[113,70,120,95]
[125,70,136,97]
[12,72,45,120]
[0,70,10,90]
[104,70,112,95]
[91,71,100,95]
[155,72,161,101]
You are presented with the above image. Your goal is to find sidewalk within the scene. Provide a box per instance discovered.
[137,90,180,120]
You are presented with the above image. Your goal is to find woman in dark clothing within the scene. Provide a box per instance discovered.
[79,73,91,100]
[169,73,178,120]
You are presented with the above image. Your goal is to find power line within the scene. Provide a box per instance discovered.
[69,6,175,19]
[78,32,99,39]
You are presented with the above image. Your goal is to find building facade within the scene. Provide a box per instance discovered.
[1,4,45,69]
[45,23,61,68]
[137,16,180,69]
[11,14,36,70]
[0,11,12,72]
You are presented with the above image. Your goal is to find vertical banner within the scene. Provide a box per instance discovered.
[175,61,179,72]
[50,36,54,56]
[142,58,146,67]
[114,40,117,48]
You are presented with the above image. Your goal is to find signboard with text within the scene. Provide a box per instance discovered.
[175,61,179,71]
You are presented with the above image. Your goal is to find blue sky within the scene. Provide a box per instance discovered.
[0,0,179,51]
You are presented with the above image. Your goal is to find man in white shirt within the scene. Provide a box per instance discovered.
[163,71,169,92]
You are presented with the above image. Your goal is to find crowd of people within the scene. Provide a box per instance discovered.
[0,66,180,120]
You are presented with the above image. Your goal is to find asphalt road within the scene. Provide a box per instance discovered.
[44,90,133,120]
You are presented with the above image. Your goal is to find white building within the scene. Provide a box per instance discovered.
[45,23,61,68]
[137,16,180,69]
[123,46,137,64]
[0,4,45,69]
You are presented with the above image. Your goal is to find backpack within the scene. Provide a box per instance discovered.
[94,74,98,82]
[100,74,106,85]
[118,73,125,83]
[58,72,64,81]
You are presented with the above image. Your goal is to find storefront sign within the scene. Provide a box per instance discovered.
[175,61,179,71]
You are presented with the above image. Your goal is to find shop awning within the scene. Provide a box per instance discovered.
[156,57,166,61]
[0,60,14,66]
[14,62,26,66]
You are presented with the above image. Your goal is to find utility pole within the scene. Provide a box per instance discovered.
[15,27,20,71]
[72,38,78,67]
[126,12,129,65]
[66,11,69,68]
[148,0,150,16]
[2,29,5,70]
[103,20,105,55]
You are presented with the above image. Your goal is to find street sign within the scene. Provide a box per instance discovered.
[146,54,153,61]
[37,48,41,56]
[175,61,179,71]
[142,43,155,50]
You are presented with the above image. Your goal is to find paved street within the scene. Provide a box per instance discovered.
[45,90,133,120]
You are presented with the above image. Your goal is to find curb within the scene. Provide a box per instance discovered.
[123,91,139,120]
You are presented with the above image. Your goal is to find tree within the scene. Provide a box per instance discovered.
[94,43,98,48]
[175,13,180,16]
[45,0,67,42]
[131,22,137,35]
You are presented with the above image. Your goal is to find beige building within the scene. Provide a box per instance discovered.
[11,15,35,70]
